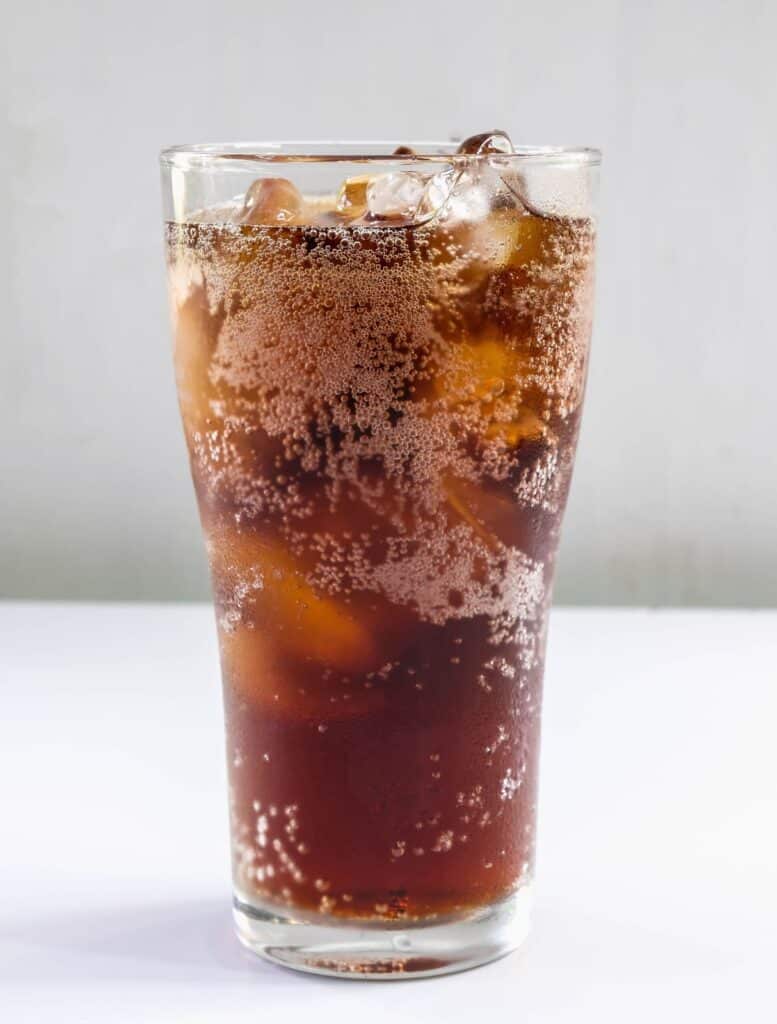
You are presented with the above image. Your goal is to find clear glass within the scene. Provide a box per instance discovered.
[160,138,599,979]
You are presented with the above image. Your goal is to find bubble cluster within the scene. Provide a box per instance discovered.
[432,830,454,853]
[167,199,593,638]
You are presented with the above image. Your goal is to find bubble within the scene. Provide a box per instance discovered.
[477,674,493,693]
[485,724,509,755]
[432,830,454,853]
[500,768,521,801]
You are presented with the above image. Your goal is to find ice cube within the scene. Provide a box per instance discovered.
[505,212,551,267]
[366,170,454,224]
[366,172,427,220]
[422,169,458,219]
[212,529,375,673]
[457,130,514,156]
[432,335,549,450]
[172,279,224,433]
[335,175,371,219]
[443,475,538,551]
[434,337,528,406]
[220,623,386,720]
[241,177,304,225]
[421,160,536,293]
[485,408,547,446]
[443,475,500,551]
[427,196,551,294]
[443,170,493,224]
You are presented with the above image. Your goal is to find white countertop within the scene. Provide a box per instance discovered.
[1,603,775,1022]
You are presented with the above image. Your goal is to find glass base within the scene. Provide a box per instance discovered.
[233,885,531,979]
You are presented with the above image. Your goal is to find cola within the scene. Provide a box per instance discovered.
[165,135,595,935]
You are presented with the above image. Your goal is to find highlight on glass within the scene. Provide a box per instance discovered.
[160,131,599,978]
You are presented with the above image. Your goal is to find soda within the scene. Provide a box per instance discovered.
[166,133,595,925]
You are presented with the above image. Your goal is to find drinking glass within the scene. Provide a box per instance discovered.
[160,136,599,978]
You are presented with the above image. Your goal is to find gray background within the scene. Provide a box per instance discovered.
[2,0,775,606]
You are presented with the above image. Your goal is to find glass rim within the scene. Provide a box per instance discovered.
[159,140,602,170]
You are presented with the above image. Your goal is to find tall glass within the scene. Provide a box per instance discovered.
[160,136,599,979]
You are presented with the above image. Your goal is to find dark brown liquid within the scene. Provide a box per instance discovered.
[167,184,593,921]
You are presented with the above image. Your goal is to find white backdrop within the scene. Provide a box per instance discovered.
[2,0,775,605]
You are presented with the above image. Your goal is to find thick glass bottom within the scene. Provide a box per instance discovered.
[233,885,531,979]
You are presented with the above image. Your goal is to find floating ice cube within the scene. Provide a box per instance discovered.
[366,169,455,224]
[172,280,224,433]
[485,408,547,447]
[457,130,514,156]
[335,175,370,219]
[241,177,304,225]
[438,169,493,225]
[213,530,376,675]
[422,169,458,219]
[366,172,427,220]
[434,337,525,406]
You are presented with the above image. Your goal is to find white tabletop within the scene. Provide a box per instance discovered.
[1,603,775,1022]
